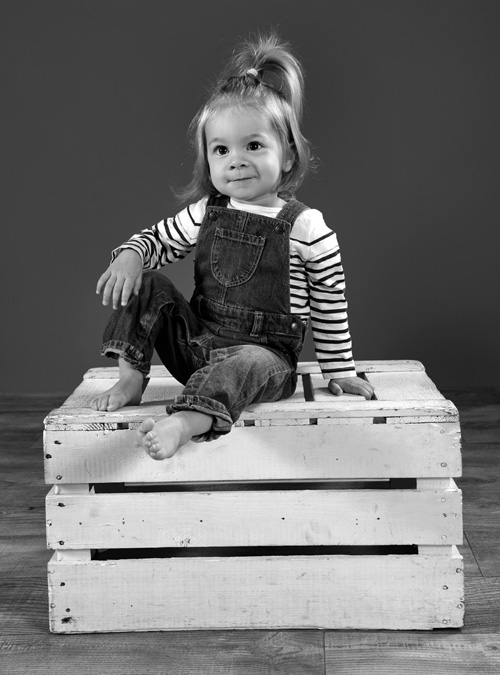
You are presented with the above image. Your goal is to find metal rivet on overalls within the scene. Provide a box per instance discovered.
[275,224,284,233]
[208,211,218,220]
[291,322,299,331]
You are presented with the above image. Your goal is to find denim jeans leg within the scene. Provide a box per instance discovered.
[167,344,297,441]
[101,271,205,382]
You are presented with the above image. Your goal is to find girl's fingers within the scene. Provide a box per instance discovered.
[101,277,116,307]
[350,382,374,400]
[328,381,343,396]
[133,274,143,296]
[111,277,125,310]
[96,269,111,295]
[359,385,374,400]
[121,278,134,306]
[329,378,375,400]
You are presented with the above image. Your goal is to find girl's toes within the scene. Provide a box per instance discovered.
[96,397,107,411]
[139,418,156,434]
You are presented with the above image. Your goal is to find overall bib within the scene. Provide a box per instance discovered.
[101,195,309,441]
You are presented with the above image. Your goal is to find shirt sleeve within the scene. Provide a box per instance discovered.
[110,197,208,268]
[293,209,357,380]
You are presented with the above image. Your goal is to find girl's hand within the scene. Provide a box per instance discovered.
[328,376,375,400]
[96,249,143,309]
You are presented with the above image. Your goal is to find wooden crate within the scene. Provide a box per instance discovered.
[44,360,464,633]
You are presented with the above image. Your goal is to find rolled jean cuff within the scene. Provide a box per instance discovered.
[101,340,150,376]
[166,394,234,442]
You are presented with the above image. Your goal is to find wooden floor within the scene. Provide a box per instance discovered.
[1,387,499,674]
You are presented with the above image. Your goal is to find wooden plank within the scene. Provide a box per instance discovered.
[45,398,459,428]
[0,631,325,675]
[463,526,500,578]
[364,371,446,401]
[60,376,183,409]
[461,531,482,577]
[325,632,500,675]
[72,370,305,406]
[0,393,69,413]
[365,371,457,424]
[462,576,500,635]
[46,485,463,550]
[48,373,308,423]
[44,421,462,484]
[309,371,457,423]
[417,477,454,490]
[0,535,48,578]
[83,365,172,379]
[440,386,500,443]
[47,550,464,632]
[297,360,426,374]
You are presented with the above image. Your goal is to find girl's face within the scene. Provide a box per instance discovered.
[205,106,293,207]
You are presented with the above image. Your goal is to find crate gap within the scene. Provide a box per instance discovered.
[91,479,417,494]
[91,544,419,561]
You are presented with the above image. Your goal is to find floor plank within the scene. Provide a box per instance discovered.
[458,440,500,577]
[0,537,49,578]
[0,629,325,675]
[462,577,500,634]
[460,534,482,578]
[0,393,69,413]
[325,631,500,675]
[464,528,500,578]
[441,387,500,444]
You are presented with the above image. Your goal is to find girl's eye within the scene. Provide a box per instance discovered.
[214,146,228,156]
[248,141,262,151]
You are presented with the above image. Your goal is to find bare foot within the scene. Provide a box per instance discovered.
[137,411,213,460]
[137,416,185,460]
[91,360,144,412]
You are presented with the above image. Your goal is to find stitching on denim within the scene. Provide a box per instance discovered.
[231,366,292,412]
[102,341,144,362]
[168,395,233,429]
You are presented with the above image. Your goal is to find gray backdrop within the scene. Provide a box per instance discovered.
[2,0,499,393]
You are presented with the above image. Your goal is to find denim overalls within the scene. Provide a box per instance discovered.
[102,195,309,441]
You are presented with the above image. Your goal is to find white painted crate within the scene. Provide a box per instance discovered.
[44,360,464,633]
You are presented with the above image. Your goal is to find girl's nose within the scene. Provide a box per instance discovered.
[230,154,249,168]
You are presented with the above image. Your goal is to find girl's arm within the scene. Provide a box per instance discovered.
[96,198,207,309]
[112,198,207,268]
[297,210,374,399]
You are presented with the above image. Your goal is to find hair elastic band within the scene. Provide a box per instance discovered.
[246,68,259,77]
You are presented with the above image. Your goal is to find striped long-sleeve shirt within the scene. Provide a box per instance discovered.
[112,196,357,380]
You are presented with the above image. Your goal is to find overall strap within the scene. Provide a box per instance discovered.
[207,194,230,209]
[276,197,310,225]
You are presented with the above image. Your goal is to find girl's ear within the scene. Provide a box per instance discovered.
[282,144,295,173]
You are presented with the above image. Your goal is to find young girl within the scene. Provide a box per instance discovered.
[93,34,374,460]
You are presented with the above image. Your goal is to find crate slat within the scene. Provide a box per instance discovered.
[364,371,445,401]
[44,421,461,484]
[296,360,426,374]
[48,548,464,633]
[45,398,458,428]
[46,483,463,550]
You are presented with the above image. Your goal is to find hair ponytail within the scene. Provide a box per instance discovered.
[218,33,305,124]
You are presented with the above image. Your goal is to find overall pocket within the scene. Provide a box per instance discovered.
[211,227,266,287]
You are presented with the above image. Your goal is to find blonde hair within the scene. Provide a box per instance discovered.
[177,33,313,203]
